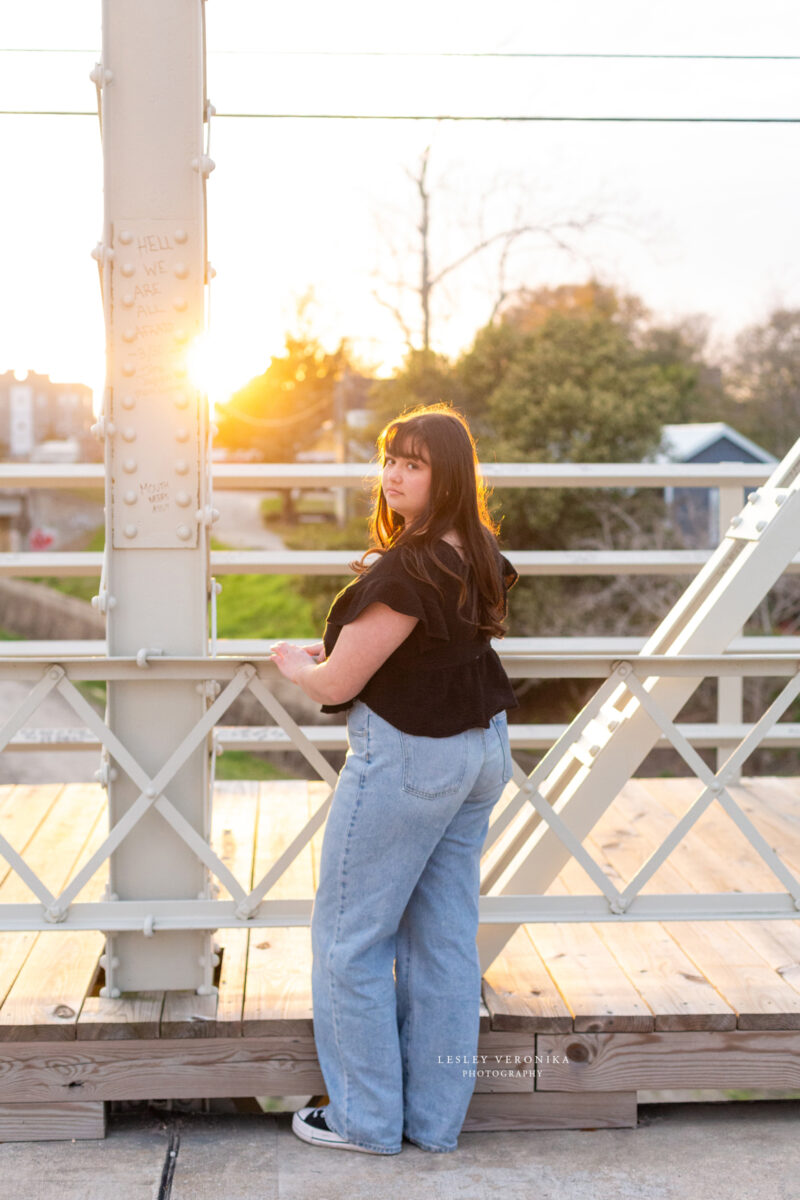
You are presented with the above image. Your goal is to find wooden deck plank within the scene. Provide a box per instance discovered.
[646,776,800,889]
[482,925,573,1032]
[536,1029,800,1091]
[78,993,164,1041]
[0,784,104,1014]
[0,786,109,1041]
[242,781,318,1037]
[0,1100,106,1141]
[0,784,62,892]
[578,781,737,1030]
[212,784,258,1039]
[734,779,800,877]
[640,779,800,1029]
[463,1089,637,1130]
[522,878,654,1033]
[160,783,259,1038]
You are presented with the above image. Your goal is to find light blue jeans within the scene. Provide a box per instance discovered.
[310,698,513,1154]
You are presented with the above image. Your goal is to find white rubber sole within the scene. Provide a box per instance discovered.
[291,1108,388,1154]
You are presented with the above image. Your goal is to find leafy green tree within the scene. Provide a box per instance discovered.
[215,334,349,519]
[725,307,800,458]
[444,282,717,640]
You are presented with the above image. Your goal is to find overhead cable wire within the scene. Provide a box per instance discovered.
[3,48,800,60]
[2,110,800,123]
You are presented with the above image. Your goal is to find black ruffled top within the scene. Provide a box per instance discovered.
[320,538,519,736]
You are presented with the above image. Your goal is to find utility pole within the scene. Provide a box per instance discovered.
[92,0,216,993]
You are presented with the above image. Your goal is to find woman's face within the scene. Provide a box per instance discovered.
[381,447,432,522]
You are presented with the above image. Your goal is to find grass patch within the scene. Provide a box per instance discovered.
[214,750,295,781]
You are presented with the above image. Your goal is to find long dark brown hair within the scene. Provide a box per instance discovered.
[352,403,511,639]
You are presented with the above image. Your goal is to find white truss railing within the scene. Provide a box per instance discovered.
[0,650,799,937]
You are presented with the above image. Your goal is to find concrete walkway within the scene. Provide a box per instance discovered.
[212,489,286,551]
[2,1100,797,1200]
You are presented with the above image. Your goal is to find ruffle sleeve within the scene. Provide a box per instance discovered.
[325,553,450,642]
[499,552,519,592]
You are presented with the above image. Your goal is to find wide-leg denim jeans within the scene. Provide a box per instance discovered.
[310,698,514,1154]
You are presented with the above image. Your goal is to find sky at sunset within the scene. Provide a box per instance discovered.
[1,0,800,412]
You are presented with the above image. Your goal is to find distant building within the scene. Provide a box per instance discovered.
[0,370,95,460]
[657,422,776,546]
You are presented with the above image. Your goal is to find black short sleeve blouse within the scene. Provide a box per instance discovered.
[320,539,519,736]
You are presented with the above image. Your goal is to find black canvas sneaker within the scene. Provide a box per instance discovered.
[291,1105,388,1154]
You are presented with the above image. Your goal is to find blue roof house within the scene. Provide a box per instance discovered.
[657,423,777,546]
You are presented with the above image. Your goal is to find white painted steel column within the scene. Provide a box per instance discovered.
[97,0,215,992]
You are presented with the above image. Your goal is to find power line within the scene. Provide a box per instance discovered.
[2,48,800,60]
[2,110,800,123]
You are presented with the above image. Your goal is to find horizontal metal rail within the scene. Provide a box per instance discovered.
[0,460,775,490]
[9,547,800,578]
[5,722,800,754]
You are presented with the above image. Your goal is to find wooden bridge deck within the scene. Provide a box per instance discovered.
[1,776,800,1140]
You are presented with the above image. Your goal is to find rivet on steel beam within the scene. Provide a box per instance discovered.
[119,231,134,245]
[207,263,217,279]
[205,101,217,120]
[122,293,135,307]
[122,362,136,377]
[123,523,138,538]
[90,241,105,262]
[123,490,137,505]
[123,458,137,472]
[175,460,189,475]
[174,296,188,311]
[196,985,215,997]
[176,491,191,507]
[174,262,189,279]
[177,524,192,540]
[121,427,136,441]
[99,987,121,999]
[730,516,742,528]
[756,520,767,532]
[615,661,632,678]
[174,328,188,343]
[176,428,189,442]
[49,666,63,680]
[607,719,620,731]
[121,395,135,409]
[588,744,600,757]
[175,229,189,243]
[145,785,156,797]
[120,263,135,277]
[175,393,189,408]
[122,329,137,343]
[192,154,216,177]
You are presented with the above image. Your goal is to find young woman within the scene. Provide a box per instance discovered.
[269,403,518,1155]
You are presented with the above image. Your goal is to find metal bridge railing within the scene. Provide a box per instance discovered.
[0,649,799,939]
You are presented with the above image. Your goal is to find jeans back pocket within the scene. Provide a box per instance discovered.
[400,729,469,799]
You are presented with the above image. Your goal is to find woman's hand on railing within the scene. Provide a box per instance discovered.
[270,642,321,684]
